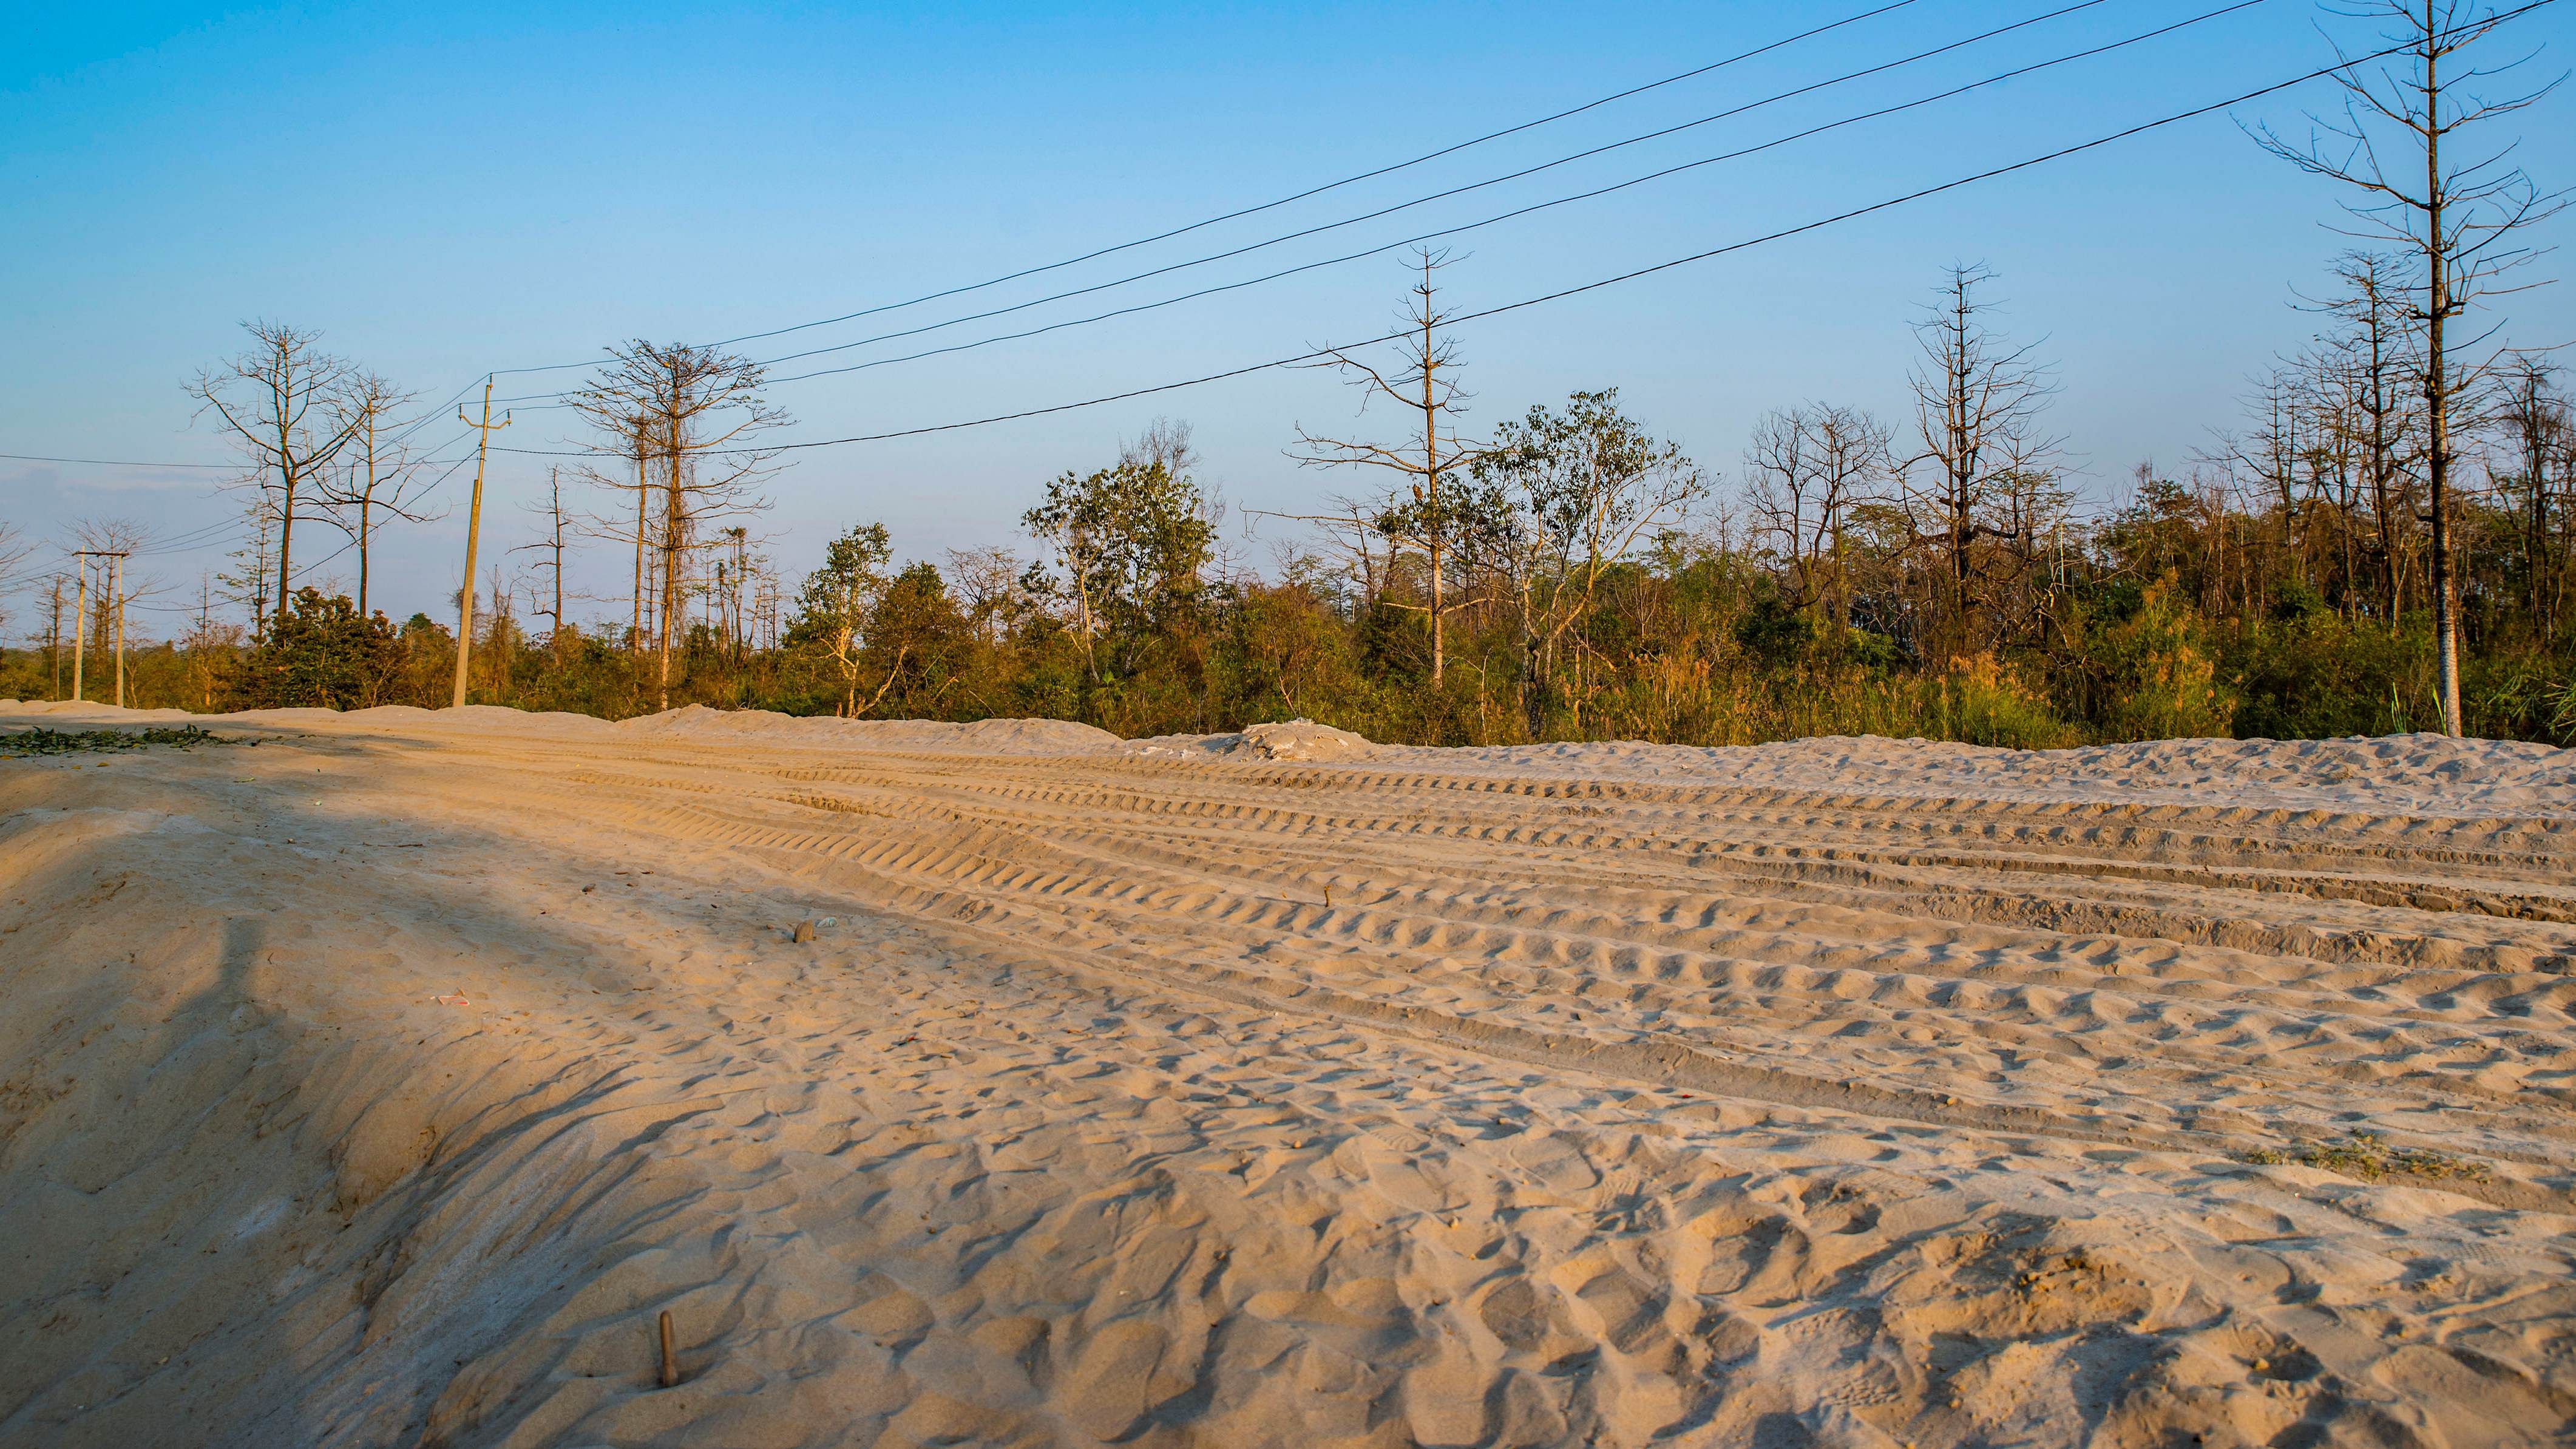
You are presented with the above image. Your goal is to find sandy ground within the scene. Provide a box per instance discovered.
[2,702,2573,1449]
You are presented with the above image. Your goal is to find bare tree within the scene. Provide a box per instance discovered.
[188,322,367,634]
[580,411,657,656]
[569,342,788,710]
[2252,0,2568,733]
[2495,358,2569,627]
[43,572,67,699]
[214,491,282,633]
[1905,264,2061,654]
[1744,402,1891,625]
[0,523,29,640]
[943,546,1028,647]
[318,370,437,619]
[181,574,242,711]
[1246,492,1404,616]
[2307,251,2427,617]
[515,466,574,650]
[1290,249,1485,684]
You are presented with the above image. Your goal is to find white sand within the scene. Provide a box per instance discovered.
[3,701,2572,1448]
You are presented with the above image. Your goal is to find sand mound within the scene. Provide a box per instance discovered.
[0,699,200,724]
[600,703,1127,755]
[1,700,1125,756]
[613,704,1120,754]
[1131,718,1383,763]
[1327,730,2576,817]
[5,709,2574,1446]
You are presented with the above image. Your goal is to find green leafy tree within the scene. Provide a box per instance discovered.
[1021,458,1213,682]
[859,562,972,716]
[1473,389,1705,736]
[224,588,403,709]
[788,523,892,715]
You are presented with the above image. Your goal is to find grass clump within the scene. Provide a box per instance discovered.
[2243,1132,2489,1184]
[0,725,234,758]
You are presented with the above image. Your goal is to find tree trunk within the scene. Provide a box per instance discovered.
[2423,7,2462,736]
[274,467,296,637]
[357,404,376,619]
[1422,311,1445,686]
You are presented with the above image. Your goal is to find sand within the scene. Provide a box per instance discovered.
[2,701,2572,1448]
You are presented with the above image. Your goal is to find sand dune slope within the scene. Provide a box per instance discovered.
[2,704,2572,1448]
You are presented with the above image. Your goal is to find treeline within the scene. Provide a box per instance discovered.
[10,294,2573,748]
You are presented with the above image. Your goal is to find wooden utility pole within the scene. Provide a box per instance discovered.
[112,552,127,708]
[70,555,90,702]
[452,378,510,708]
[66,550,134,707]
[47,577,63,701]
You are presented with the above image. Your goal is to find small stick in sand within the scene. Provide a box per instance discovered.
[1323,884,1331,909]
[657,1309,679,1388]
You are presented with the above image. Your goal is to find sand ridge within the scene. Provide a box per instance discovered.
[2,701,2572,1447]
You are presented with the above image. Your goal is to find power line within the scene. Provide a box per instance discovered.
[719,0,1941,346]
[0,452,237,469]
[473,0,1932,385]
[492,0,2151,409]
[496,15,2534,461]
[745,0,2266,389]
[199,7,1942,430]
[746,0,2135,373]
[0,1,2178,463]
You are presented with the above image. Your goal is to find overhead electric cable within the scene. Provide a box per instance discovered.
[743,0,2146,373]
[710,0,1959,345]
[491,0,2150,407]
[742,0,2265,388]
[491,5,2553,460]
[0,452,238,469]
[476,0,1934,380]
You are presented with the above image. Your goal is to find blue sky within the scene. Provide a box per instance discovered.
[4,1,2571,633]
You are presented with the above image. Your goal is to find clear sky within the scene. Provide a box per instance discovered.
[4,1,2571,635]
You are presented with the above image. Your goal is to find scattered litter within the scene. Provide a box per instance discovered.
[818,916,838,928]
[435,992,473,1007]
[582,884,596,893]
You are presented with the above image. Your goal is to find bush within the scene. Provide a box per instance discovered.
[2064,576,2235,742]
[2226,614,2431,739]
[1920,654,2075,749]
[223,589,404,710]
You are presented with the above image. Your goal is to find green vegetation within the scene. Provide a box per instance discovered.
[8,451,2570,750]
[10,260,2569,752]
[2243,1132,2491,1184]
[0,725,232,758]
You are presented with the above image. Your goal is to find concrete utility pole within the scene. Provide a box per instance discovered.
[452,377,511,709]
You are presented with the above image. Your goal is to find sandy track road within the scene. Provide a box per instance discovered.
[2,704,2573,1448]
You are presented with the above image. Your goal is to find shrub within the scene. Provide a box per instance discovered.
[223,589,404,710]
